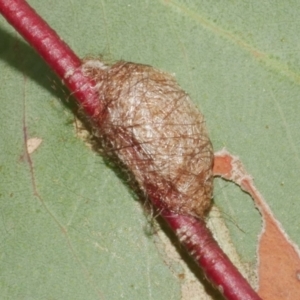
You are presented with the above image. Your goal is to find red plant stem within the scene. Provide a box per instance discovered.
[160,208,261,300]
[150,191,262,300]
[0,1,261,299]
[0,0,101,119]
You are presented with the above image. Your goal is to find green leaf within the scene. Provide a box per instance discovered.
[1,1,300,299]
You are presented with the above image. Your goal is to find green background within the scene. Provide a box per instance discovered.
[1,0,300,299]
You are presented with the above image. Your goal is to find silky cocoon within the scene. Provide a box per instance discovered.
[82,60,213,218]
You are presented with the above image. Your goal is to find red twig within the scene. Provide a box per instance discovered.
[0,1,262,299]
[0,0,101,119]
[151,197,261,300]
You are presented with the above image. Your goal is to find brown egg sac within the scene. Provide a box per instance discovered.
[82,60,214,218]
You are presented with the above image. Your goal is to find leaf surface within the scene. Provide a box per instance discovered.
[1,1,300,299]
